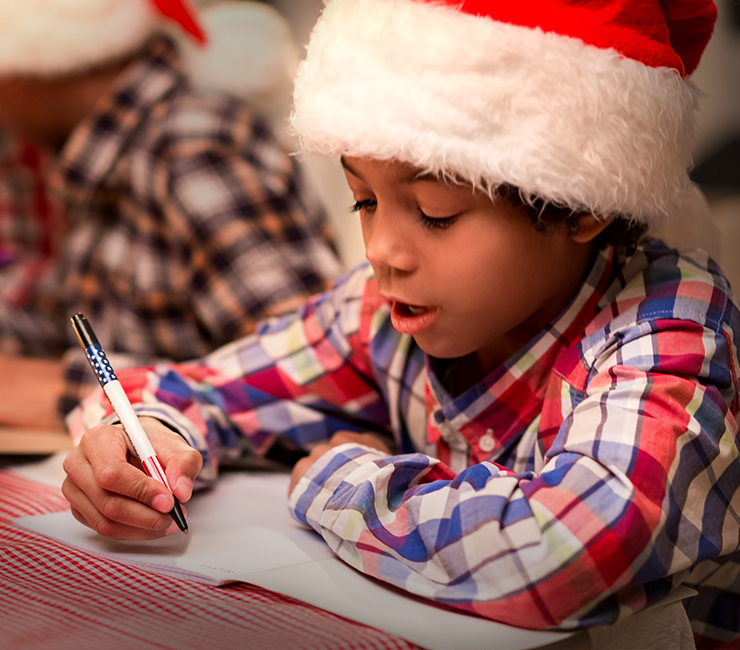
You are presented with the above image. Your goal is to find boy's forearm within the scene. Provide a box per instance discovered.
[288,443,649,629]
[67,266,388,471]
[287,371,738,630]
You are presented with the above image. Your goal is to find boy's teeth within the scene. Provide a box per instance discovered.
[407,305,428,315]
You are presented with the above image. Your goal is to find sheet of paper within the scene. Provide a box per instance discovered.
[16,470,575,650]
[247,559,574,650]
[16,472,334,584]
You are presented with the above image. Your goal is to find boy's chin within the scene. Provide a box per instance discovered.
[412,335,475,361]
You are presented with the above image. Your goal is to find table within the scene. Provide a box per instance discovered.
[0,467,416,650]
[0,455,696,650]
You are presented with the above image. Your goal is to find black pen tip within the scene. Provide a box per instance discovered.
[170,500,189,534]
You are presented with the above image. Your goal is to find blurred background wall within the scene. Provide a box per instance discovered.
[241,0,740,287]
[690,0,740,293]
[264,1,363,269]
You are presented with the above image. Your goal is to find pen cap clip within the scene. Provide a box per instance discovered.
[71,313,99,348]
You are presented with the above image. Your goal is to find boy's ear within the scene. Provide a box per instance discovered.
[570,214,612,243]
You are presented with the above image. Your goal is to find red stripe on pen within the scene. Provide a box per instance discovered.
[141,456,170,489]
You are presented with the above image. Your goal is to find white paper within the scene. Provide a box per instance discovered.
[16,471,575,650]
[16,472,334,584]
[247,559,574,650]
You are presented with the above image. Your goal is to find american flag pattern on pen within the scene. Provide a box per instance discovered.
[69,239,740,645]
[0,470,415,650]
[85,344,117,386]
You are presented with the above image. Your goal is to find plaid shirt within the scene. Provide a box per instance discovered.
[69,239,740,642]
[0,135,66,311]
[0,37,341,415]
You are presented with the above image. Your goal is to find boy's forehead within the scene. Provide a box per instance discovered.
[340,155,463,187]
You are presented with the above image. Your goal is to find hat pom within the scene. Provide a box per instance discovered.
[180,2,298,121]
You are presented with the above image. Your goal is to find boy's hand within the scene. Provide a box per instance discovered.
[289,431,391,495]
[62,417,202,540]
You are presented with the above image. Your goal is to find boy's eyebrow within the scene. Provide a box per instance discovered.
[400,171,441,185]
[339,156,361,179]
[340,156,441,185]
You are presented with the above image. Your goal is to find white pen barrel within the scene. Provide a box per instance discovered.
[103,380,157,461]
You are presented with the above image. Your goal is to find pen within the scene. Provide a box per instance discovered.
[70,313,189,535]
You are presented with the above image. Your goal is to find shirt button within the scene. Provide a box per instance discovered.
[479,431,495,453]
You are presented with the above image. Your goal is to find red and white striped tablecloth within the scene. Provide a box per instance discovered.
[0,470,416,650]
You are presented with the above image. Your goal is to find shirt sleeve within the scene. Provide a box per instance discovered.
[288,317,740,630]
[66,264,392,482]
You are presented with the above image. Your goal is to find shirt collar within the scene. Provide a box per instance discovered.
[48,36,184,205]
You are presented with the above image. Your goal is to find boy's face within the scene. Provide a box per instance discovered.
[342,156,601,373]
[0,59,129,148]
[0,77,55,145]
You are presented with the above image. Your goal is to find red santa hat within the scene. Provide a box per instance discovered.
[0,1,297,119]
[291,0,718,225]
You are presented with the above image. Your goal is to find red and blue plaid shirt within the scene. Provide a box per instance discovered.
[70,239,740,643]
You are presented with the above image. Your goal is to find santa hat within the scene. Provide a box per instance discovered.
[291,0,718,225]
[0,1,297,120]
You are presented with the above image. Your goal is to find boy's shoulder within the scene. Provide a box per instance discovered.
[136,84,269,156]
[596,238,737,335]
[122,81,292,211]
[570,239,738,370]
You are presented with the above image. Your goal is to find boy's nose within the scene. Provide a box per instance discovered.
[363,209,416,274]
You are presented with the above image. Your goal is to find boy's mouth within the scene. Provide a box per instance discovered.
[399,303,429,316]
[390,301,439,335]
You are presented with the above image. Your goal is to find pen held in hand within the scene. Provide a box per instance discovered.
[70,313,189,535]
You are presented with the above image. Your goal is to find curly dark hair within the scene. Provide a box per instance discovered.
[499,184,648,256]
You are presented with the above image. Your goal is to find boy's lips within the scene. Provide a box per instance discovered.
[389,300,439,335]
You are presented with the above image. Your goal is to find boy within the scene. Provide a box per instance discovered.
[0,0,341,428]
[63,0,740,645]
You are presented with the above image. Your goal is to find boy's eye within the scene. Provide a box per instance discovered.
[350,199,376,213]
[351,200,457,231]
[419,210,458,231]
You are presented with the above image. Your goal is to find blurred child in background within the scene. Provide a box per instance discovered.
[0,0,341,429]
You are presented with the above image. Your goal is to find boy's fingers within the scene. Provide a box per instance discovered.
[329,430,391,453]
[62,419,199,539]
[75,424,174,510]
[138,418,202,502]
[61,471,175,540]
[289,456,315,495]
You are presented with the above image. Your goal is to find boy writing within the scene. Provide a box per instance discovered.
[63,0,740,645]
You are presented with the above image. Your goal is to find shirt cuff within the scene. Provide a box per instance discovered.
[288,442,390,534]
[65,391,217,487]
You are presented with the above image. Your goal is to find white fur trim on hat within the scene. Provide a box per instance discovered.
[0,0,158,76]
[291,0,700,225]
